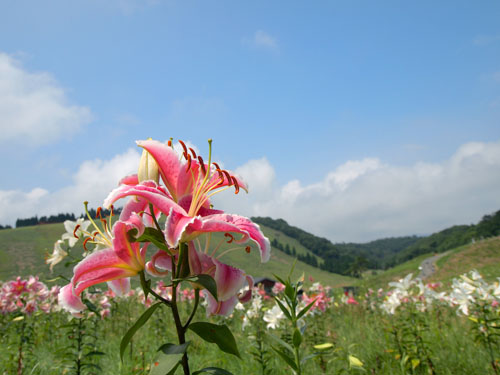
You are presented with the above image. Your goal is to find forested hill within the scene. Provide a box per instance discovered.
[395,209,500,264]
[253,209,500,274]
[251,217,421,274]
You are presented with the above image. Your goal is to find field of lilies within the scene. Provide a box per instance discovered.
[1,270,500,375]
[2,138,500,374]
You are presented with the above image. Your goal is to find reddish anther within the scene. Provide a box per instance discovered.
[186,154,192,172]
[212,162,221,170]
[231,176,240,194]
[223,170,233,186]
[189,147,197,159]
[178,140,188,155]
[245,246,251,253]
[73,224,81,239]
[167,140,172,147]
[198,156,207,175]
[83,237,92,251]
[96,207,102,219]
[224,233,234,243]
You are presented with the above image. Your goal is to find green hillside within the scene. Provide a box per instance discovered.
[359,236,500,289]
[0,222,355,288]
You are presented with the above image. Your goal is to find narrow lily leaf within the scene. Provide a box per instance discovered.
[297,299,316,320]
[135,227,169,251]
[271,346,298,371]
[188,322,240,358]
[292,328,302,348]
[83,299,98,314]
[174,274,218,302]
[301,353,320,364]
[120,302,163,362]
[274,298,292,320]
[268,334,294,353]
[150,342,190,375]
[272,274,287,286]
[192,367,234,375]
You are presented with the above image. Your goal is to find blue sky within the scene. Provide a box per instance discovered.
[1,1,500,242]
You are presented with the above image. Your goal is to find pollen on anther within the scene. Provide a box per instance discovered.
[186,154,192,172]
[224,233,234,243]
[223,170,233,186]
[95,207,102,219]
[73,225,81,239]
[231,177,240,194]
[189,147,197,159]
[198,156,207,175]
[245,246,251,253]
[167,140,172,147]
[83,237,92,251]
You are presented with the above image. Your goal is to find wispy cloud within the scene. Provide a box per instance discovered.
[215,140,500,242]
[0,53,92,146]
[242,30,279,52]
[473,34,500,46]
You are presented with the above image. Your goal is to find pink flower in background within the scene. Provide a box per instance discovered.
[272,282,285,295]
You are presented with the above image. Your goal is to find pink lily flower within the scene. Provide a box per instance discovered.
[59,210,148,313]
[188,242,253,315]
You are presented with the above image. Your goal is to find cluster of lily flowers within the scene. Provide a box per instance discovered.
[379,271,500,316]
[238,281,342,330]
[48,138,270,316]
[0,276,60,315]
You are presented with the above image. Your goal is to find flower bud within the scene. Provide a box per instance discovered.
[138,146,159,183]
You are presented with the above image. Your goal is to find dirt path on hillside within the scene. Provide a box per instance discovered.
[418,251,450,280]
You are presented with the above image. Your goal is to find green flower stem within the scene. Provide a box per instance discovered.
[183,289,200,330]
[480,304,499,375]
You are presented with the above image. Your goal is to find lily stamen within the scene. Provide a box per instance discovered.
[73,225,81,239]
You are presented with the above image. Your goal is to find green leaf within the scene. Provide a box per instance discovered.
[297,300,316,320]
[192,367,234,375]
[272,274,287,286]
[284,283,295,301]
[271,346,298,371]
[268,333,294,353]
[188,322,240,358]
[120,302,163,362]
[82,299,98,314]
[292,328,302,348]
[150,342,190,375]
[135,227,169,251]
[274,298,292,320]
[174,274,218,301]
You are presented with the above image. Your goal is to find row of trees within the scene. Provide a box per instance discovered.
[270,238,320,268]
[253,210,500,276]
[14,207,122,228]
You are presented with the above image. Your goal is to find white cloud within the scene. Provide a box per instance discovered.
[0,149,140,225]
[0,53,92,146]
[214,140,500,243]
[242,30,278,51]
[3,140,500,244]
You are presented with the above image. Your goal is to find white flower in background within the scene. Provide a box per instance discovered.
[263,304,284,329]
[46,240,68,272]
[62,218,91,247]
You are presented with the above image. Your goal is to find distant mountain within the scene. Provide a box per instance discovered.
[252,217,421,274]
[395,209,500,263]
[253,208,500,275]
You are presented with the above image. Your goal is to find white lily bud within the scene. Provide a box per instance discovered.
[138,144,159,183]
